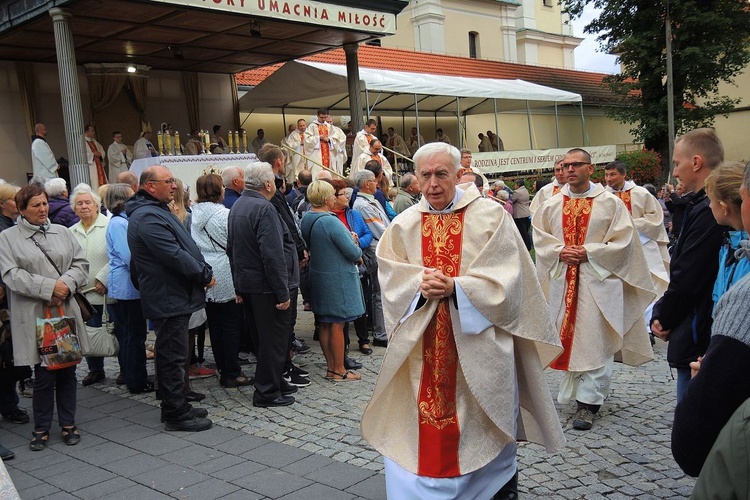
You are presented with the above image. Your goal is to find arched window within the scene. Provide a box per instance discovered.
[469,31,480,59]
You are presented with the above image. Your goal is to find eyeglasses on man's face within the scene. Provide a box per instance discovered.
[149,178,177,185]
[561,162,590,170]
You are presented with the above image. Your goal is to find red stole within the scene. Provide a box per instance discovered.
[369,153,383,165]
[87,140,107,186]
[318,123,330,168]
[417,209,465,478]
[612,190,632,213]
[550,196,593,371]
[552,185,561,195]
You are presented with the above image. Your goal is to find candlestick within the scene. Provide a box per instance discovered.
[157,132,164,156]
[204,129,211,154]
[227,131,234,154]
[165,133,173,156]
[174,132,181,155]
[242,131,248,153]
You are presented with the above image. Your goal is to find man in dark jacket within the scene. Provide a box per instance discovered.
[127,165,215,432]
[228,162,300,407]
[258,144,312,383]
[651,128,727,403]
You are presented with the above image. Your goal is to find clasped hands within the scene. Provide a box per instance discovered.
[560,245,588,266]
[420,268,454,300]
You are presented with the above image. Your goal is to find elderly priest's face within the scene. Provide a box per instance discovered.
[417,152,461,211]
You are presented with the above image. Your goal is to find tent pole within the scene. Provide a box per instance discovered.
[401,110,405,135]
[344,43,364,133]
[282,106,287,135]
[493,99,499,150]
[526,100,534,149]
[554,102,560,148]
[456,97,462,149]
[365,88,370,119]
[414,94,421,151]
[580,104,586,146]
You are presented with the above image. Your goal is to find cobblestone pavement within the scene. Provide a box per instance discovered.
[2,300,697,498]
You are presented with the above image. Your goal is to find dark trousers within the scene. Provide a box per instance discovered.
[33,364,76,431]
[514,217,532,250]
[344,314,369,347]
[111,299,148,390]
[241,292,292,402]
[0,368,19,415]
[206,300,243,379]
[84,303,124,374]
[153,314,191,421]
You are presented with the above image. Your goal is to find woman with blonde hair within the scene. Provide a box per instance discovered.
[0,183,20,231]
[705,161,750,303]
[301,180,365,381]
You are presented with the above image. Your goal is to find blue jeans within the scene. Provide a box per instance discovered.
[84,303,124,374]
[676,366,691,403]
[111,299,148,390]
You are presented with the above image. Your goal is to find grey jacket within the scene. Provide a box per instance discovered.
[0,222,89,366]
[511,186,531,219]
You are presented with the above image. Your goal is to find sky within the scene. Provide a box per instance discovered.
[570,4,620,74]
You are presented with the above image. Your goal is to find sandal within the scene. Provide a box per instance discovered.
[327,370,361,382]
[30,431,48,451]
[61,426,80,446]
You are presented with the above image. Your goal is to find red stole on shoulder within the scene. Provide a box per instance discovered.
[87,140,107,186]
[552,185,561,195]
[612,190,632,213]
[318,123,330,168]
[550,195,593,371]
[417,209,464,478]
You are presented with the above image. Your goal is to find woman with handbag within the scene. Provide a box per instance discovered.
[301,181,365,381]
[70,184,120,386]
[0,184,89,451]
[191,174,250,388]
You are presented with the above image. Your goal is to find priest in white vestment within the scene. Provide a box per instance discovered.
[362,142,565,499]
[303,108,337,179]
[532,148,656,431]
[107,131,133,182]
[530,160,566,215]
[604,161,670,296]
[326,115,347,176]
[30,123,58,180]
[351,139,392,184]
[133,129,156,160]
[352,119,379,167]
[408,127,425,157]
[282,119,309,186]
[84,125,107,189]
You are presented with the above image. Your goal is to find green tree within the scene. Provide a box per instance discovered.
[563,0,750,179]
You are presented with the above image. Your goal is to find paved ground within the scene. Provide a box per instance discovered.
[0,303,696,499]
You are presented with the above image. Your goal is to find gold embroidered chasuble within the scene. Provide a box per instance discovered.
[362,186,565,476]
[532,183,656,372]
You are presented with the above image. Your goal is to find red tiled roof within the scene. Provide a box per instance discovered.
[236,45,619,104]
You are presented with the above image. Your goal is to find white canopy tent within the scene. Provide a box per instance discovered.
[238,60,584,149]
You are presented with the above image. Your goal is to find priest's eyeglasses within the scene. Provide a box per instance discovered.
[561,162,590,170]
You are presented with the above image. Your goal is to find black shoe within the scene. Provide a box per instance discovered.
[82,371,105,386]
[359,343,373,355]
[0,444,14,460]
[372,339,388,348]
[344,357,362,370]
[292,338,311,354]
[281,380,299,395]
[115,372,125,385]
[220,375,254,388]
[572,407,594,430]
[186,391,206,402]
[283,370,311,387]
[163,416,213,432]
[129,381,155,394]
[290,365,309,377]
[161,407,208,422]
[2,407,29,424]
[253,395,295,408]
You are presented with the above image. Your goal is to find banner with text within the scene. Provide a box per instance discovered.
[152,0,398,34]
[472,145,617,175]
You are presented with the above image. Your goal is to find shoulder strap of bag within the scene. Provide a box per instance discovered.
[30,235,63,277]
[302,213,326,246]
[203,226,226,251]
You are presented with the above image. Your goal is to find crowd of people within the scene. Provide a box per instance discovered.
[4,119,750,499]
